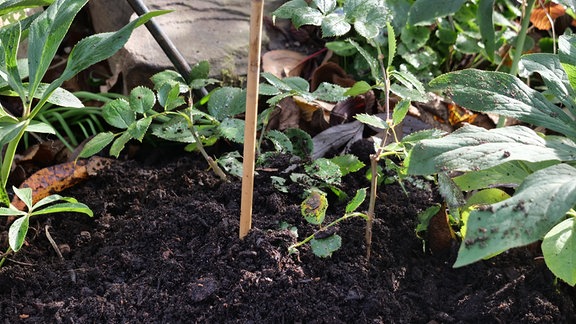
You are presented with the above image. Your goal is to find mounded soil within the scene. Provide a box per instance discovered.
[0,149,574,323]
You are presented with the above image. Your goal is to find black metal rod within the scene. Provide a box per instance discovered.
[126,0,193,84]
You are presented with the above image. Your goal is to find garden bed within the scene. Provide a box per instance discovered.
[0,149,573,322]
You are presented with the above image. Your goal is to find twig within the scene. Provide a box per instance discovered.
[45,225,64,261]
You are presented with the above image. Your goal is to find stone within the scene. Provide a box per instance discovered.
[89,0,286,92]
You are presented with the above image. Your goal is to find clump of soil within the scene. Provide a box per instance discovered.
[0,152,574,323]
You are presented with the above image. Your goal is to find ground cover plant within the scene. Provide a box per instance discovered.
[0,0,165,262]
[0,0,574,322]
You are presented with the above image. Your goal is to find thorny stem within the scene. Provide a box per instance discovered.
[289,212,368,252]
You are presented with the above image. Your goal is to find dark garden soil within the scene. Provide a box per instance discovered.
[0,148,574,323]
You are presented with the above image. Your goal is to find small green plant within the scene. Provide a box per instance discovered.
[0,0,167,208]
[288,188,368,257]
[407,33,576,286]
[0,186,92,267]
[79,62,267,180]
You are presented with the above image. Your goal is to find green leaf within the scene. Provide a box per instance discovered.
[355,113,389,130]
[301,190,328,225]
[348,39,380,81]
[306,158,342,185]
[77,132,115,158]
[151,115,195,143]
[519,53,576,111]
[346,188,367,213]
[129,86,156,113]
[0,206,26,217]
[34,84,83,108]
[330,154,365,176]
[312,82,348,102]
[31,193,69,210]
[219,118,244,143]
[392,100,410,126]
[285,128,313,159]
[190,60,210,81]
[128,117,152,142]
[217,151,243,178]
[407,125,576,175]
[400,24,430,52]
[0,21,26,103]
[9,215,29,252]
[208,87,246,120]
[407,0,467,26]
[51,10,171,96]
[542,217,576,286]
[102,99,135,129]
[453,160,558,191]
[265,130,293,153]
[311,234,341,257]
[0,1,53,15]
[321,12,351,37]
[0,120,27,146]
[325,41,357,57]
[344,81,371,96]
[150,69,187,92]
[109,131,132,157]
[386,22,396,67]
[429,69,576,138]
[292,7,323,28]
[28,0,88,100]
[477,0,495,61]
[157,82,185,111]
[314,0,336,14]
[273,0,309,20]
[30,202,93,217]
[454,163,576,267]
[13,186,32,210]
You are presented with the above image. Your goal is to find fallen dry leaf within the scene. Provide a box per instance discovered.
[11,156,113,211]
[530,2,566,30]
[262,49,307,78]
[427,203,456,256]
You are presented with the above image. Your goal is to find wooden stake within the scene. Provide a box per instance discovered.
[240,0,264,239]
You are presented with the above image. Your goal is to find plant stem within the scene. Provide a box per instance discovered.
[289,212,368,251]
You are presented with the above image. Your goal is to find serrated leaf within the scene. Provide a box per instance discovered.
[387,22,396,66]
[354,20,379,39]
[285,128,313,159]
[311,234,341,257]
[321,12,351,37]
[454,163,576,267]
[407,0,467,26]
[407,125,576,175]
[102,99,135,129]
[208,87,245,120]
[273,0,309,19]
[151,116,195,143]
[314,0,336,14]
[542,218,576,286]
[129,86,156,113]
[217,151,243,178]
[306,158,342,185]
[392,100,410,126]
[344,81,371,96]
[77,132,115,158]
[190,60,210,81]
[301,190,328,225]
[109,131,132,157]
[157,82,184,111]
[266,130,293,153]
[348,39,380,81]
[128,117,152,142]
[330,154,365,176]
[346,188,367,213]
[9,215,29,251]
[293,7,323,28]
[219,118,244,143]
[429,69,576,138]
[355,113,389,130]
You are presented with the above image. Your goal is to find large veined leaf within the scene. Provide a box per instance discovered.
[559,35,576,91]
[454,163,576,267]
[407,0,467,26]
[519,53,576,111]
[407,124,576,175]
[542,217,576,286]
[27,0,88,100]
[429,69,576,138]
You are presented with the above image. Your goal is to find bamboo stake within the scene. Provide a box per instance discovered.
[240,0,264,239]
